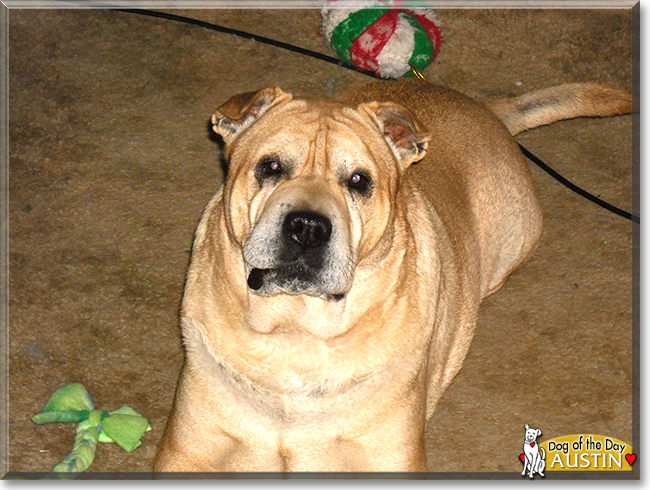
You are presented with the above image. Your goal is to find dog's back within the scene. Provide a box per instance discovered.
[338,80,631,299]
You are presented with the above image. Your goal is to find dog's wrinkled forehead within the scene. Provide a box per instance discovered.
[212,87,432,172]
[225,100,386,178]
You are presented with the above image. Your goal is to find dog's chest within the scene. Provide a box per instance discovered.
[214,353,377,423]
[188,328,377,425]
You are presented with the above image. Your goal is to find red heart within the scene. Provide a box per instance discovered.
[520,454,525,463]
[531,442,535,447]
[625,454,636,466]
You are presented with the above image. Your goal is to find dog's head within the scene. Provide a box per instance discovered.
[524,424,542,443]
[212,87,431,301]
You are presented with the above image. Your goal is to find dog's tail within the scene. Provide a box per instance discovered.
[484,83,632,136]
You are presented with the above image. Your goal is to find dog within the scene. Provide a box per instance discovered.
[154,80,631,472]
[522,424,546,478]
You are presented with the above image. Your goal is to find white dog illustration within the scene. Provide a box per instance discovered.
[522,424,546,478]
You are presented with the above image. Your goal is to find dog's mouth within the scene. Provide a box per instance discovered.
[246,266,346,301]
[243,207,354,301]
[247,268,268,291]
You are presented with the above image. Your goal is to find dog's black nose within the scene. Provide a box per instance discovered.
[283,211,332,249]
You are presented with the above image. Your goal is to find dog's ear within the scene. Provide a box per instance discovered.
[525,424,530,429]
[537,429,542,437]
[358,101,432,170]
[212,87,293,144]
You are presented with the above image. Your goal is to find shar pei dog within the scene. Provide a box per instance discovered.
[154,80,631,472]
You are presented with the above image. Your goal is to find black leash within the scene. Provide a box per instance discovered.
[113,8,638,224]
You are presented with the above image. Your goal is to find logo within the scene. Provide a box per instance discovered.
[520,424,546,478]
[519,426,635,475]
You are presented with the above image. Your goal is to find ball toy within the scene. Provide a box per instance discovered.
[321,2,444,79]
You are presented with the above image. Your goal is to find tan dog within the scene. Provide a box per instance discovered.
[154,80,631,472]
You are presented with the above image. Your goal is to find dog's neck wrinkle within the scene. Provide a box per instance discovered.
[193,203,252,317]
[184,319,388,423]
[329,218,414,345]
[355,182,408,268]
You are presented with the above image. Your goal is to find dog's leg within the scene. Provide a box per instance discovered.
[528,454,537,478]
[155,417,284,473]
[154,370,240,472]
[154,411,238,473]
[340,390,428,471]
[538,454,545,477]
[154,368,248,472]
[155,365,287,472]
[261,370,430,472]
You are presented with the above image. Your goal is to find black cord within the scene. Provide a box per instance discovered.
[518,144,639,224]
[113,8,382,79]
[113,8,638,224]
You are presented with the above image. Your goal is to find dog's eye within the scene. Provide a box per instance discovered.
[348,172,372,194]
[261,159,282,175]
[255,157,283,182]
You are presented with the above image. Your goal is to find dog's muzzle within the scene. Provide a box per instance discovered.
[244,209,350,300]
